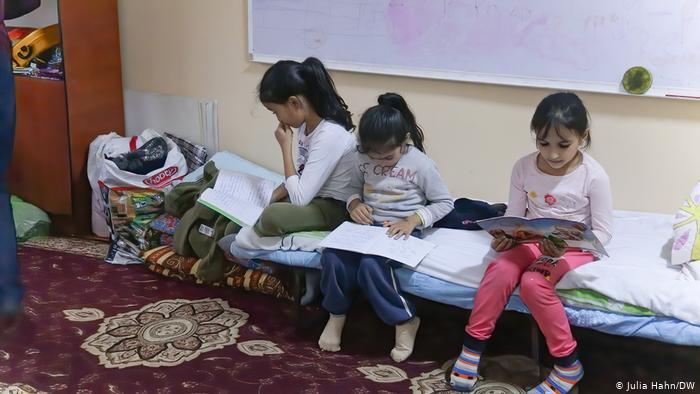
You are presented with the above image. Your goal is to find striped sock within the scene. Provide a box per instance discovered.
[449,345,482,392]
[527,359,583,394]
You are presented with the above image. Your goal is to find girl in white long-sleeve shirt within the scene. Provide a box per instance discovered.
[255,57,356,236]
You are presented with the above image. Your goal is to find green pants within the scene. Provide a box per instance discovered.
[254,197,349,237]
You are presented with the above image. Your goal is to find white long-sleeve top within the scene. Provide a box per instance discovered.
[284,119,357,206]
[505,151,613,245]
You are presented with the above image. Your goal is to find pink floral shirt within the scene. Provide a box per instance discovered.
[504,152,613,244]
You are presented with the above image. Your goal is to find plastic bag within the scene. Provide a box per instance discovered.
[105,188,165,265]
[11,195,50,242]
[87,129,188,237]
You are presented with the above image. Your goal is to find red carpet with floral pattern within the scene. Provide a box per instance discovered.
[6,239,699,393]
[0,242,465,394]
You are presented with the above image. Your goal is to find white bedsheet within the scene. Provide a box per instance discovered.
[556,211,700,325]
[417,211,700,326]
[233,211,700,325]
[235,226,326,252]
[205,151,700,324]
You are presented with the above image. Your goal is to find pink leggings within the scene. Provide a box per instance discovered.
[466,244,595,357]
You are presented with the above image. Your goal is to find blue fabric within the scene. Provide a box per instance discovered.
[394,269,700,347]
[183,151,285,184]
[0,37,23,315]
[228,246,700,346]
[229,243,321,268]
[320,248,414,326]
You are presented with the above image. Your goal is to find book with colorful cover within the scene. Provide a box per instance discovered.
[476,216,608,257]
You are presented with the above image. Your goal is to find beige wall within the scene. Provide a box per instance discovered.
[118,0,700,214]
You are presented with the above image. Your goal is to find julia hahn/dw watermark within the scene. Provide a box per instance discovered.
[616,380,696,391]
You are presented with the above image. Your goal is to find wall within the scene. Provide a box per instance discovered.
[6,0,58,27]
[118,0,700,213]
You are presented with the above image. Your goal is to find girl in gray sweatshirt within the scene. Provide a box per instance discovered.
[318,93,453,363]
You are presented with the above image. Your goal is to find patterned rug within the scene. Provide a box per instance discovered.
[2,243,471,393]
[21,236,109,259]
[8,239,700,393]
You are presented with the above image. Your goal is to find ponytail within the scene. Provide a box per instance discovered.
[258,57,354,131]
[301,58,354,131]
[358,92,425,153]
[377,93,424,152]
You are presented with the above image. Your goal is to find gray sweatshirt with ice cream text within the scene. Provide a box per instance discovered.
[348,146,454,228]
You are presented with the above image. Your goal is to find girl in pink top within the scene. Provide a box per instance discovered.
[450,92,612,393]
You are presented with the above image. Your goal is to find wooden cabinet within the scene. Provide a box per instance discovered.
[8,0,124,235]
[11,77,72,214]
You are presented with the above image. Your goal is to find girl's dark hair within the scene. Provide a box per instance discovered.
[358,92,425,153]
[258,57,354,131]
[530,92,591,149]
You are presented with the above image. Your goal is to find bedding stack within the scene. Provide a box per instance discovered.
[143,150,700,346]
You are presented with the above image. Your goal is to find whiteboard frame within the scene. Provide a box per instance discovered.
[247,0,700,101]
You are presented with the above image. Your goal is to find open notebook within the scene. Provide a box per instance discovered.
[197,170,275,227]
[319,222,436,267]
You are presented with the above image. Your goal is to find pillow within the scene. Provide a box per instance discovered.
[143,245,292,300]
[182,150,284,184]
[672,182,700,265]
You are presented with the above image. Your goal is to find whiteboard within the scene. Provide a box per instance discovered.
[249,0,700,99]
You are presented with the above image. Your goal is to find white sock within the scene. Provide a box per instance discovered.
[390,317,421,362]
[318,314,346,352]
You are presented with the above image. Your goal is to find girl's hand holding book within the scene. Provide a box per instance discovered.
[539,237,566,257]
[491,236,516,252]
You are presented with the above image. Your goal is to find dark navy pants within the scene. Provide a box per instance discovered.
[320,248,415,326]
[0,35,23,315]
